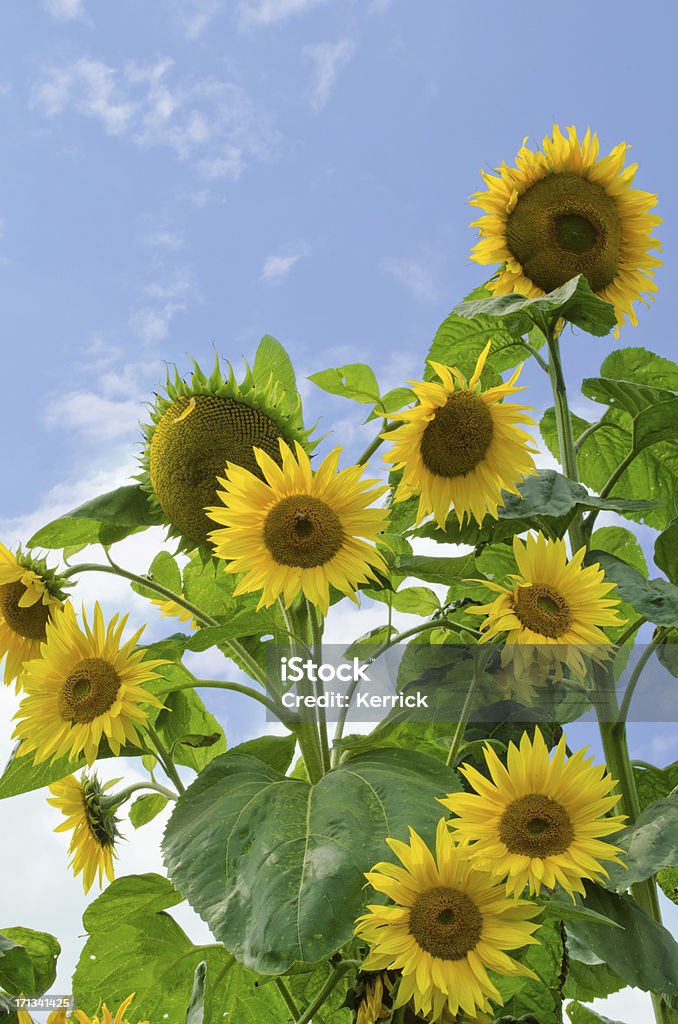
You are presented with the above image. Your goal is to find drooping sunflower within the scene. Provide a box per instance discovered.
[71,994,148,1024]
[207,440,389,615]
[441,729,626,899]
[469,532,625,679]
[470,124,661,329]
[0,543,66,687]
[13,603,165,765]
[48,772,121,893]
[139,354,314,549]
[354,819,542,1021]
[382,343,537,527]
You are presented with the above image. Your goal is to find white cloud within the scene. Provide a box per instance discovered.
[42,0,85,20]
[31,58,277,180]
[44,391,144,441]
[304,38,357,110]
[239,0,326,27]
[142,231,183,250]
[180,0,224,38]
[261,250,303,283]
[381,250,445,303]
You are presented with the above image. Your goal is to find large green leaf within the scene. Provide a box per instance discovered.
[253,335,297,399]
[634,762,678,811]
[455,275,616,337]
[394,553,475,586]
[604,792,678,891]
[495,916,565,1024]
[498,470,657,521]
[73,874,288,1024]
[28,485,162,549]
[308,363,381,405]
[0,934,35,996]
[566,1004,628,1024]
[425,310,533,383]
[563,958,625,1002]
[586,551,678,626]
[153,668,227,772]
[163,748,458,973]
[565,883,678,996]
[0,928,60,998]
[227,734,297,775]
[656,520,678,584]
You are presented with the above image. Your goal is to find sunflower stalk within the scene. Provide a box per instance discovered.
[146,723,186,795]
[286,600,327,784]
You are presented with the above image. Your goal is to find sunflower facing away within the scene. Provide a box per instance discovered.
[354,819,542,1021]
[0,543,66,687]
[48,772,121,893]
[207,440,389,615]
[383,343,537,527]
[470,124,661,328]
[140,354,314,548]
[469,532,625,679]
[441,729,625,899]
[13,603,165,765]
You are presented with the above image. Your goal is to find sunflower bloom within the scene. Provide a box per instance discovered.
[356,974,391,1024]
[354,819,542,1021]
[13,603,165,765]
[383,343,537,527]
[470,124,661,328]
[441,729,626,899]
[48,772,121,893]
[72,994,148,1024]
[149,596,197,629]
[0,543,63,687]
[469,532,625,679]
[207,440,389,615]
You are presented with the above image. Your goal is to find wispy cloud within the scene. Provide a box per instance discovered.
[180,0,224,38]
[381,250,446,303]
[42,0,85,20]
[130,274,194,343]
[304,39,357,110]
[261,248,304,283]
[142,231,184,250]
[31,57,278,180]
[239,0,326,27]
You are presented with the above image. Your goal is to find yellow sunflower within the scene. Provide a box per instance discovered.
[382,343,537,528]
[207,440,389,615]
[354,819,542,1021]
[48,772,121,893]
[441,729,625,899]
[149,596,197,629]
[356,974,391,1024]
[0,543,65,687]
[469,532,625,679]
[72,994,148,1024]
[13,603,165,765]
[470,124,661,329]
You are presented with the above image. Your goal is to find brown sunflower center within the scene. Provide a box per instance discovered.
[499,793,575,857]
[263,495,344,568]
[419,391,494,478]
[408,886,482,961]
[513,583,571,638]
[149,394,285,545]
[58,658,121,724]
[505,171,621,293]
[0,581,51,640]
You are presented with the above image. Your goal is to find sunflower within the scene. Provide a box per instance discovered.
[354,819,542,1021]
[382,343,537,527]
[72,994,148,1024]
[469,532,625,679]
[470,124,661,329]
[139,354,314,548]
[13,603,165,765]
[441,729,626,899]
[149,595,197,629]
[0,543,66,687]
[356,973,391,1024]
[48,772,121,893]
[207,440,389,615]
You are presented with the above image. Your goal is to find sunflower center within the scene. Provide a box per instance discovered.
[513,583,571,638]
[149,394,285,545]
[0,581,51,640]
[505,171,621,293]
[408,886,482,961]
[499,793,575,857]
[263,495,344,568]
[58,658,121,724]
[419,392,494,478]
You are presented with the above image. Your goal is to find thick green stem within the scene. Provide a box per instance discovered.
[445,655,483,768]
[309,602,331,773]
[356,420,400,466]
[294,961,355,1024]
[617,629,670,725]
[146,723,186,794]
[545,329,586,552]
[275,978,301,1020]
[286,602,326,785]
[110,780,177,804]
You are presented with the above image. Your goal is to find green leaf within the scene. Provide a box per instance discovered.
[425,310,532,382]
[566,1003,628,1024]
[129,794,169,829]
[73,874,286,1024]
[455,274,617,337]
[634,761,678,811]
[253,334,298,398]
[0,934,35,996]
[602,346,678,391]
[163,748,458,973]
[499,470,658,521]
[185,611,278,652]
[586,551,678,626]
[308,363,381,405]
[496,915,565,1024]
[149,551,182,592]
[582,375,676,416]
[565,883,678,996]
[185,961,206,1024]
[658,866,678,906]
[376,387,414,413]
[633,398,678,453]
[590,527,648,577]
[0,929,60,997]
[655,519,678,585]
[154,682,226,772]
[394,553,475,586]
[28,485,162,549]
[563,959,625,1003]
[365,585,440,616]
[227,734,297,775]
[604,792,678,890]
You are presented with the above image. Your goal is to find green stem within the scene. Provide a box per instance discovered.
[294,961,355,1024]
[445,655,483,767]
[275,978,301,1020]
[615,615,648,648]
[356,420,399,466]
[110,780,177,804]
[308,602,331,774]
[617,628,670,725]
[286,602,325,785]
[146,724,186,794]
[170,677,290,722]
[544,328,586,552]
[574,419,606,452]
[584,448,639,538]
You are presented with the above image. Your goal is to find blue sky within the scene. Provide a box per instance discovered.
[1,0,677,1019]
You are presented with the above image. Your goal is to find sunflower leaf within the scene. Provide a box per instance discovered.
[585,551,678,626]
[129,793,169,828]
[308,363,382,405]
[425,310,529,382]
[0,934,36,996]
[655,519,678,584]
[565,1002,629,1024]
[603,792,678,891]
[563,959,625,1003]
[27,485,163,550]
[162,748,458,973]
